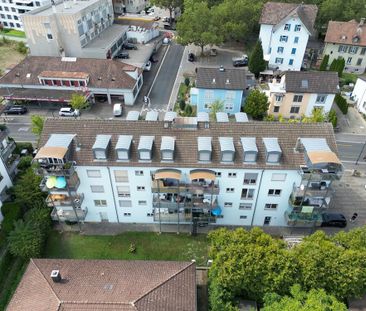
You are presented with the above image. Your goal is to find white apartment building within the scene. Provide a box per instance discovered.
[113,0,147,14]
[35,116,343,230]
[259,2,318,71]
[352,77,366,114]
[0,0,50,31]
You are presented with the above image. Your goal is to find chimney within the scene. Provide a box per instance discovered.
[226,79,230,84]
[50,270,61,283]
[212,78,216,84]
[219,65,225,72]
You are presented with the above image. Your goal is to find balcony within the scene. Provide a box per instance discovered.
[285,209,323,227]
[151,179,220,195]
[0,140,16,161]
[291,181,333,199]
[40,173,80,193]
[36,162,75,177]
[299,166,342,181]
[51,206,88,222]
[6,154,20,178]
[153,207,217,224]
[46,193,84,208]
[289,194,330,208]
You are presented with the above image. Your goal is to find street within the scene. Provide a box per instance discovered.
[336,133,366,165]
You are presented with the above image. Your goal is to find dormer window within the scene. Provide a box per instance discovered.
[241,137,258,163]
[219,137,235,162]
[197,112,209,128]
[284,24,290,31]
[92,135,111,160]
[263,138,282,164]
[197,137,212,162]
[138,136,154,161]
[115,135,132,161]
[160,136,175,161]
[164,111,177,128]
[216,112,229,122]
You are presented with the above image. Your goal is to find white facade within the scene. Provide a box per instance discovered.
[259,16,310,71]
[352,78,366,114]
[0,0,50,31]
[304,93,335,116]
[127,26,159,44]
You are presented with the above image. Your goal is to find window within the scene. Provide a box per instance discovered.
[147,213,154,217]
[294,36,299,44]
[316,95,327,103]
[284,24,290,31]
[293,95,303,102]
[277,46,284,53]
[294,24,301,31]
[264,216,271,225]
[224,202,233,207]
[357,58,363,66]
[119,200,132,207]
[117,150,129,160]
[273,106,280,113]
[275,57,284,64]
[4,7,9,11]
[226,188,234,193]
[87,170,101,178]
[338,45,348,53]
[47,33,53,40]
[290,106,300,113]
[280,35,288,42]
[94,199,107,206]
[135,170,144,176]
[271,173,287,181]
[240,215,248,219]
[124,213,131,216]
[275,95,283,102]
[347,57,352,64]
[243,173,258,184]
[117,186,130,197]
[361,47,366,55]
[199,152,210,162]
[13,15,18,20]
[225,102,234,111]
[289,59,294,65]
[7,14,11,19]
[228,172,237,178]
[114,170,128,182]
[241,188,255,199]
[215,172,222,177]
[90,185,104,193]
[94,150,106,160]
[268,189,281,196]
[239,203,252,210]
[138,200,147,205]
[137,186,145,191]
[291,48,296,55]
[265,203,278,209]
[349,46,359,54]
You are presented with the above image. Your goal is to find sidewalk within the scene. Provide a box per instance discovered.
[334,103,366,134]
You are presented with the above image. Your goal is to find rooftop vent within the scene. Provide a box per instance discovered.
[340,35,347,40]
[61,57,77,62]
[50,270,61,283]
[26,73,31,78]
[98,77,102,80]
[226,79,230,84]
[219,65,225,72]
[212,78,216,84]
[301,79,308,88]
[111,77,116,81]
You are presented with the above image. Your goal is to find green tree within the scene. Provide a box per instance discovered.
[184,104,193,116]
[184,77,190,87]
[336,57,345,77]
[335,93,348,114]
[176,0,222,54]
[151,0,183,22]
[7,220,43,259]
[327,109,338,127]
[31,115,44,140]
[16,41,27,54]
[70,93,89,110]
[248,40,266,78]
[179,98,186,111]
[24,207,52,235]
[243,90,269,120]
[319,54,329,71]
[302,107,326,123]
[262,284,347,311]
[209,99,224,120]
[329,58,338,72]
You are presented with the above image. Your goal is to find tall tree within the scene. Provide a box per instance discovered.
[70,93,89,110]
[243,90,269,120]
[209,99,224,120]
[31,115,44,142]
[176,0,222,54]
[248,40,266,78]
[319,54,329,71]
[336,57,345,77]
[151,0,183,22]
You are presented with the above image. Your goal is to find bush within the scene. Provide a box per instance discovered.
[319,54,329,71]
[1,203,22,235]
[17,155,33,171]
[335,94,348,114]
[184,104,193,116]
[24,208,52,235]
[14,142,33,155]
[184,77,190,87]
[327,109,338,128]
[179,99,186,111]
[16,42,27,54]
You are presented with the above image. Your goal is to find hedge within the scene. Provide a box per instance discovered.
[1,203,22,235]
[14,142,33,155]
[335,94,348,114]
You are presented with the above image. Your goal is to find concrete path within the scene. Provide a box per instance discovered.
[1,34,26,42]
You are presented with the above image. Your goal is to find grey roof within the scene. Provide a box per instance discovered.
[160,136,175,151]
[45,134,75,148]
[219,137,235,152]
[216,112,229,122]
[138,136,154,151]
[235,112,249,123]
[285,71,339,94]
[197,112,209,122]
[300,138,331,152]
[164,111,177,122]
[263,137,282,153]
[115,135,133,150]
[92,135,111,150]
[197,137,212,152]
[196,67,247,90]
[240,137,258,153]
[126,111,140,121]
[145,110,159,121]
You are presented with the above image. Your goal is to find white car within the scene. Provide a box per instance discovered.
[113,103,123,116]
[59,107,80,117]
[144,61,152,72]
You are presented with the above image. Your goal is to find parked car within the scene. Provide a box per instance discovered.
[163,23,176,30]
[3,105,28,115]
[321,213,347,228]
[144,61,152,72]
[232,54,249,67]
[188,52,195,62]
[123,43,137,50]
[162,16,170,22]
[59,107,80,117]
[117,52,129,59]
[149,55,158,63]
[154,16,161,21]
[113,103,123,117]
[95,96,107,103]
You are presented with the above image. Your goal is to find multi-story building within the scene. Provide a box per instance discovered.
[190,67,249,115]
[0,56,143,105]
[259,2,318,71]
[266,71,339,118]
[0,0,50,31]
[351,77,366,114]
[21,0,128,59]
[34,117,342,230]
[323,18,366,74]
[113,0,147,14]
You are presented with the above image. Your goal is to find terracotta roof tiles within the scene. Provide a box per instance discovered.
[325,20,366,46]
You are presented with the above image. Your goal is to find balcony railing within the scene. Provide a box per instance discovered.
[46,193,84,208]
[0,140,16,161]
[153,197,218,210]
[153,208,217,224]
[6,154,19,177]
[40,173,80,193]
[289,195,329,208]
[36,162,75,177]
[51,206,88,222]
[151,179,220,195]
[291,182,333,199]
[285,210,323,227]
[299,166,342,181]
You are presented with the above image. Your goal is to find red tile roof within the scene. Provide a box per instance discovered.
[324,20,366,46]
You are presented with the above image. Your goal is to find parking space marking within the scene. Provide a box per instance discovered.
[18,127,29,132]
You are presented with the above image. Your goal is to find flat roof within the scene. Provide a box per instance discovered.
[27,0,104,16]
[83,25,129,50]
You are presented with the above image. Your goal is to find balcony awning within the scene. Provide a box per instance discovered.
[154,169,182,180]
[189,169,216,181]
[34,146,68,160]
[307,151,341,165]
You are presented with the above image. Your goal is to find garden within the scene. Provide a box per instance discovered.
[0,37,27,75]
[174,76,196,117]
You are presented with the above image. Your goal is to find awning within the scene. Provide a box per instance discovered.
[34,146,68,159]
[189,169,216,181]
[154,169,182,180]
[307,151,341,165]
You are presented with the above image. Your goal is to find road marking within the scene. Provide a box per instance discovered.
[18,127,29,132]
[337,140,365,144]
[337,143,353,147]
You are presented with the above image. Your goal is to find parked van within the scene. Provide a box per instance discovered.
[113,103,123,117]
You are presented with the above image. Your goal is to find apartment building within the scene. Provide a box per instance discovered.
[0,0,50,31]
[34,116,342,230]
[0,56,143,105]
[113,0,147,14]
[323,18,366,74]
[21,0,128,59]
[259,2,318,71]
[351,77,366,114]
[266,71,339,118]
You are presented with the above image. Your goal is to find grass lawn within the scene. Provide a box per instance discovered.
[341,72,358,84]
[45,231,210,266]
[0,41,26,73]
[0,29,26,38]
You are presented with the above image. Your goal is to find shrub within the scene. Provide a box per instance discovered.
[179,99,186,111]
[335,94,348,114]
[319,54,329,71]
[1,203,22,235]
[16,42,27,54]
[184,77,190,87]
[327,109,338,128]
[24,208,52,235]
[184,104,193,116]
[14,142,33,155]
[17,155,33,171]
[129,243,136,253]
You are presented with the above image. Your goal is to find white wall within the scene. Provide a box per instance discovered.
[305,93,335,116]
[127,28,159,44]
[352,78,366,114]
[0,158,13,223]
[259,24,273,60]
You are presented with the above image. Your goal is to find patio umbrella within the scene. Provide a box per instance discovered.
[56,176,67,189]
[46,176,57,189]
[211,207,222,216]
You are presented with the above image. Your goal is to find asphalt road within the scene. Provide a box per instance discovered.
[336,133,366,164]
[4,118,36,143]
[147,43,184,111]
